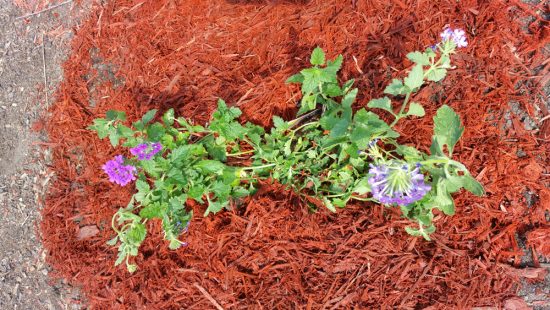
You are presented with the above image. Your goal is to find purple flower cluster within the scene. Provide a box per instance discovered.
[130,142,162,160]
[368,162,431,206]
[440,28,468,48]
[102,155,137,186]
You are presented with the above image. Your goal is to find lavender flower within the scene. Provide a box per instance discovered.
[130,142,162,160]
[368,161,431,206]
[102,155,137,186]
[440,27,468,48]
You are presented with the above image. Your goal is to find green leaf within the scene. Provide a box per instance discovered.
[195,160,225,175]
[342,79,355,93]
[286,73,304,84]
[427,68,446,82]
[108,129,120,146]
[396,145,424,162]
[117,124,134,138]
[322,197,336,212]
[434,180,455,215]
[162,108,175,126]
[141,109,158,125]
[106,110,126,121]
[272,116,288,131]
[298,94,317,115]
[404,64,424,90]
[433,105,464,156]
[406,51,430,66]
[341,88,358,108]
[127,264,137,273]
[350,109,399,149]
[126,223,147,245]
[204,200,228,216]
[353,178,371,195]
[106,236,118,246]
[324,83,342,97]
[406,102,425,117]
[146,123,166,141]
[88,118,110,139]
[139,203,165,219]
[462,174,484,196]
[231,187,250,198]
[367,97,393,114]
[384,79,406,96]
[325,55,343,75]
[169,239,183,250]
[310,47,325,66]
[188,185,205,203]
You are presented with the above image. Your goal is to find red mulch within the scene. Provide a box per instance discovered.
[40,0,549,308]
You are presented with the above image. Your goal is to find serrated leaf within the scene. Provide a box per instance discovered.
[195,160,225,175]
[127,264,137,273]
[204,200,227,216]
[433,105,464,156]
[324,83,342,97]
[106,236,118,246]
[322,197,336,212]
[404,64,424,90]
[325,55,343,75]
[406,102,425,117]
[117,124,134,138]
[146,123,166,141]
[106,110,126,121]
[367,97,393,113]
[88,118,110,139]
[310,47,325,66]
[141,109,157,124]
[462,174,484,196]
[427,68,446,82]
[353,178,371,195]
[286,73,304,84]
[272,116,288,131]
[406,51,430,66]
[139,203,165,219]
[435,180,454,215]
[162,108,175,126]
[168,239,183,250]
[384,79,406,96]
[126,223,147,245]
[340,88,358,109]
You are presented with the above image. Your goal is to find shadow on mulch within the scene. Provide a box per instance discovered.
[40,0,549,308]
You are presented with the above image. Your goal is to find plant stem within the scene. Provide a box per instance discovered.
[226,150,255,157]
[351,195,375,202]
[240,163,276,171]
[391,92,411,127]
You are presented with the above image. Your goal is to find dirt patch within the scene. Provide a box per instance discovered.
[38,0,549,308]
[0,0,89,308]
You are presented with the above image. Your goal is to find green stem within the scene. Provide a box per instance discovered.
[391,92,411,127]
[351,195,375,202]
[240,163,276,171]
[291,121,318,133]
[226,150,255,157]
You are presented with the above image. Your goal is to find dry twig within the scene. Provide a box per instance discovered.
[193,283,224,310]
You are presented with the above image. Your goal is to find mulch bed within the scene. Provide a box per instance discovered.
[40,0,549,308]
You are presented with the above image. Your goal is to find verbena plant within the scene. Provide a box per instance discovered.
[89,28,483,272]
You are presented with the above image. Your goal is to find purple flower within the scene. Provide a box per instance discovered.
[368,161,431,206]
[130,142,162,160]
[102,155,137,186]
[440,27,468,48]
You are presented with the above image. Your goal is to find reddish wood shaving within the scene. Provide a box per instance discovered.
[40,0,549,308]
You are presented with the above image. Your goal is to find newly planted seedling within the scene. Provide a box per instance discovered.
[90,28,483,271]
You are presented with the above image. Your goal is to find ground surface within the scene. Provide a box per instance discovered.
[0,0,548,309]
[0,1,87,308]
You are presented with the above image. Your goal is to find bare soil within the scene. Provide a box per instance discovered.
[0,1,89,308]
